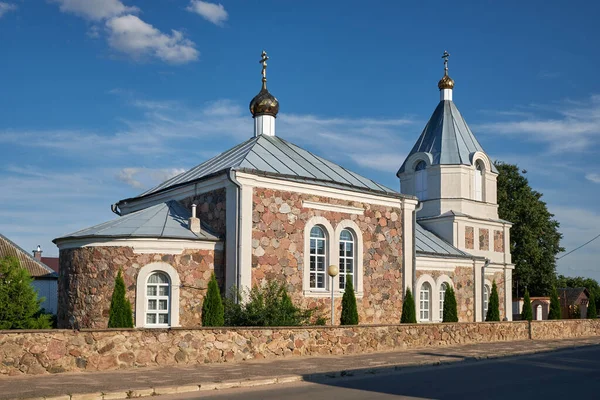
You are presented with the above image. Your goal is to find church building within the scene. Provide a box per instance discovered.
[53,51,513,329]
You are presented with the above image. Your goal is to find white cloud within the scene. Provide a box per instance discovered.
[106,15,199,64]
[116,167,186,189]
[186,0,228,26]
[50,0,138,21]
[0,2,16,18]
[585,173,600,184]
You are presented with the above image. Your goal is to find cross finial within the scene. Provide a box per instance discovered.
[260,50,269,89]
[442,50,450,76]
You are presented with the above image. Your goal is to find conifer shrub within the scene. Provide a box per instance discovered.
[107,270,134,328]
[340,275,359,325]
[0,256,52,329]
[521,289,533,321]
[442,286,458,322]
[202,273,224,326]
[548,287,562,320]
[400,288,417,323]
[588,292,597,319]
[485,281,500,321]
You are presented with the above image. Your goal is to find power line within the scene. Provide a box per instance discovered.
[557,233,600,260]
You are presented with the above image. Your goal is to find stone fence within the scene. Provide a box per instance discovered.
[1,320,599,377]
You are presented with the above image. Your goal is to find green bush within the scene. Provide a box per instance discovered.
[202,273,224,326]
[400,288,416,323]
[107,270,134,328]
[442,286,458,322]
[521,289,533,321]
[0,256,52,329]
[340,275,359,325]
[548,287,561,320]
[588,292,597,319]
[223,280,320,326]
[485,281,500,321]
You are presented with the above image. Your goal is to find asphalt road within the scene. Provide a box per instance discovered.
[158,345,600,400]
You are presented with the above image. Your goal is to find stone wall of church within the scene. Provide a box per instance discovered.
[251,187,404,324]
[180,188,227,236]
[416,267,475,322]
[492,271,505,319]
[57,246,224,329]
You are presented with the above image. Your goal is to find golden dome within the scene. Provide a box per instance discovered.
[249,85,279,117]
[438,74,455,90]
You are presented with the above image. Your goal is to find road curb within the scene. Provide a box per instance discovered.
[21,341,600,400]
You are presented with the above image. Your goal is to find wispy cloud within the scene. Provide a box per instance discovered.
[50,0,198,64]
[585,173,600,184]
[186,1,228,26]
[0,2,16,18]
[116,167,186,189]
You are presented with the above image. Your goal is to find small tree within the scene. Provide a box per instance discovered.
[588,292,597,319]
[0,256,52,329]
[442,286,458,322]
[485,281,500,321]
[521,289,533,321]
[401,288,416,323]
[548,287,562,320]
[202,273,224,327]
[108,270,133,328]
[340,276,359,325]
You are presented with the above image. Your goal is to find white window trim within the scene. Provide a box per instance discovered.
[136,262,180,328]
[483,279,492,320]
[303,217,335,297]
[415,274,436,322]
[436,275,454,322]
[334,220,364,297]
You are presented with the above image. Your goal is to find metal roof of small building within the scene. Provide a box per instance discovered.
[0,234,57,278]
[128,135,399,202]
[55,201,219,242]
[415,223,475,259]
[398,100,497,174]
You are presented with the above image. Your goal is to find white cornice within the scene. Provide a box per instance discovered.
[56,237,223,254]
[416,256,474,270]
[302,200,365,215]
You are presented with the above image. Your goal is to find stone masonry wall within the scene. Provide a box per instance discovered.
[251,188,404,324]
[494,230,504,253]
[180,188,227,236]
[465,226,474,249]
[58,246,223,329]
[479,228,489,251]
[416,267,475,322]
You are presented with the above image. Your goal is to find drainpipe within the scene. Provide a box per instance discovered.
[227,169,243,299]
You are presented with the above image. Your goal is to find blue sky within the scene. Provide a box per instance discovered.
[0,1,599,281]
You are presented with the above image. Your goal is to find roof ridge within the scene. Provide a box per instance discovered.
[0,233,55,275]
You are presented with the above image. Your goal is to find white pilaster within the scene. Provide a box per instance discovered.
[440,89,453,101]
[225,184,238,294]
[504,268,513,321]
[254,115,275,137]
[402,199,418,296]
[239,184,253,292]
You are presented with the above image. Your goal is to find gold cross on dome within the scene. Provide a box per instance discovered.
[442,50,450,74]
[260,50,269,82]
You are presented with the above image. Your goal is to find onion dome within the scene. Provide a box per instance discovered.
[438,50,455,90]
[249,50,279,118]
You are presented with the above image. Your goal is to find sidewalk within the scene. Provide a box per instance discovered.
[3,337,600,400]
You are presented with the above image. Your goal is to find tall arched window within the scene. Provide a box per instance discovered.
[474,161,484,201]
[439,282,448,321]
[309,226,327,289]
[146,272,170,327]
[415,161,428,200]
[483,284,490,319]
[419,282,431,322]
[339,229,355,290]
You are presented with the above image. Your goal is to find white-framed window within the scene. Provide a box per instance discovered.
[474,161,483,201]
[483,284,490,318]
[420,282,431,321]
[439,282,448,321]
[135,262,180,328]
[339,229,355,290]
[415,161,428,200]
[146,272,170,327]
[309,225,327,289]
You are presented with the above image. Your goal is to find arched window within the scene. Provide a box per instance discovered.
[474,161,484,201]
[483,284,490,318]
[146,272,170,327]
[419,282,431,321]
[309,226,327,289]
[415,161,428,200]
[439,282,448,321]
[339,229,355,290]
